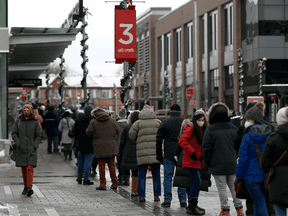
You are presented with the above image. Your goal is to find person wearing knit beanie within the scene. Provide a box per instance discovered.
[244,102,265,123]
[276,107,288,125]
[170,104,181,112]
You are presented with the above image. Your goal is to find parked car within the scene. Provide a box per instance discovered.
[154,109,170,121]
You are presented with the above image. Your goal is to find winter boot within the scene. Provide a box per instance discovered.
[118,175,124,186]
[217,209,230,216]
[69,150,73,160]
[186,198,205,215]
[123,175,130,186]
[26,187,33,197]
[131,176,138,197]
[236,207,244,216]
[21,186,27,195]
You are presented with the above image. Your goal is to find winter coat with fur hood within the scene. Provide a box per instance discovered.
[12,112,42,167]
[202,102,238,175]
[86,108,119,158]
[128,107,161,166]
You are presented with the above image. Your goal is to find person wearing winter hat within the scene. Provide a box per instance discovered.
[72,105,94,185]
[202,102,244,216]
[11,104,42,197]
[58,110,75,161]
[262,107,288,216]
[235,102,273,216]
[156,104,186,208]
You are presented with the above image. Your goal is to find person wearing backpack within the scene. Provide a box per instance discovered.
[58,110,75,161]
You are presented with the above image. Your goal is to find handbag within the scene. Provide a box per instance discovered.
[235,179,251,199]
[266,145,288,184]
[65,118,74,138]
[253,141,270,190]
[9,141,16,162]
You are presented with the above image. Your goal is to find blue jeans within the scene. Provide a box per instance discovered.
[163,159,186,202]
[186,167,201,199]
[245,182,268,216]
[274,204,287,216]
[138,164,161,198]
[77,152,94,181]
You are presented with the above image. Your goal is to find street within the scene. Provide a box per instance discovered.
[0,139,246,216]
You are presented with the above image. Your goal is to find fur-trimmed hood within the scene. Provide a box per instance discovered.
[91,107,110,122]
[178,119,194,138]
[207,102,230,125]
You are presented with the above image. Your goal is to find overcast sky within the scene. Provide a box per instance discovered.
[8,0,190,78]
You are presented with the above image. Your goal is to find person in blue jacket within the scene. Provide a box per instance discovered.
[235,102,273,216]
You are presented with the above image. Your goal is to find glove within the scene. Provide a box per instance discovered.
[190,152,198,161]
[234,178,241,193]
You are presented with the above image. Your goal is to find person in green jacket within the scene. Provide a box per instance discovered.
[12,104,42,197]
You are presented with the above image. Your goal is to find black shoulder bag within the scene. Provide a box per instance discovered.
[65,118,74,138]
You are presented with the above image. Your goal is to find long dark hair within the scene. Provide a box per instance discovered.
[192,112,207,145]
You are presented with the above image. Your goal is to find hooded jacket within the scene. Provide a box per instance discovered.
[86,108,119,158]
[261,123,288,208]
[128,107,161,166]
[202,103,238,175]
[11,112,42,167]
[58,112,75,144]
[118,111,139,170]
[236,123,272,182]
[72,106,93,153]
[156,111,184,161]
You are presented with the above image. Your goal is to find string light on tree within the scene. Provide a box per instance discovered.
[237,48,244,115]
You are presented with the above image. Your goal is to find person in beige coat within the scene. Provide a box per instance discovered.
[129,105,161,202]
[86,107,119,190]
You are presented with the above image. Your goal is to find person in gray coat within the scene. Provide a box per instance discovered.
[129,105,161,203]
[12,104,42,197]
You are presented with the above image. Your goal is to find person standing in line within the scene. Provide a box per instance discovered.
[262,106,288,216]
[12,104,42,197]
[129,105,161,203]
[235,102,273,216]
[118,111,140,197]
[58,110,75,161]
[178,109,208,215]
[116,107,129,186]
[43,106,61,154]
[156,104,187,208]
[86,107,119,190]
[72,105,94,185]
[202,102,244,216]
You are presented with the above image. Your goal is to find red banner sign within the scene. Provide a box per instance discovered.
[115,6,137,64]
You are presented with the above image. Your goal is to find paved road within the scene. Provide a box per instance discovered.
[0,139,246,216]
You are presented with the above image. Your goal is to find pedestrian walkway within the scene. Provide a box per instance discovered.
[0,139,246,215]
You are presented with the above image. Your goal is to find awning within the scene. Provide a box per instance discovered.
[8,27,81,82]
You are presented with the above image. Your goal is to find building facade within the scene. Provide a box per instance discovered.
[134,0,288,120]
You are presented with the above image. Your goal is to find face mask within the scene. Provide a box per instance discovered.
[197,121,205,127]
[244,121,253,128]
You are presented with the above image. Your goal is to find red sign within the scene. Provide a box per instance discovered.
[189,100,196,107]
[115,6,137,64]
[186,88,194,99]
[247,96,264,104]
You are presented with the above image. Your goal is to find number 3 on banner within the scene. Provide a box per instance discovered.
[119,23,133,45]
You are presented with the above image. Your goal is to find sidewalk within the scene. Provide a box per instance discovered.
[0,139,246,216]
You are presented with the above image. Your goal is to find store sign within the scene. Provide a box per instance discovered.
[247,96,264,104]
[9,79,42,87]
[115,5,137,64]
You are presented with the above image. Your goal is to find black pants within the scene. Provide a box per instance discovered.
[91,157,98,172]
[131,169,138,177]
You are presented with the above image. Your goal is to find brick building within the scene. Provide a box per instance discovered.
[134,0,288,121]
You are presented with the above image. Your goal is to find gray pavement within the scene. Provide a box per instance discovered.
[0,139,246,216]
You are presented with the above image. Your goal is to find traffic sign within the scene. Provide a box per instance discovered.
[187,88,194,99]
[189,100,196,107]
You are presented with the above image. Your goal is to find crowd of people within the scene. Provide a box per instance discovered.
[11,101,288,216]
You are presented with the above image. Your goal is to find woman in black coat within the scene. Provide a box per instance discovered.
[262,107,288,216]
[118,111,140,197]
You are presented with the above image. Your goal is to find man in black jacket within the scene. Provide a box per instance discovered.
[202,102,243,215]
[156,104,187,208]
[72,105,94,185]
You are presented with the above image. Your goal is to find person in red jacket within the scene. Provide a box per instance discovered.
[179,109,207,215]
